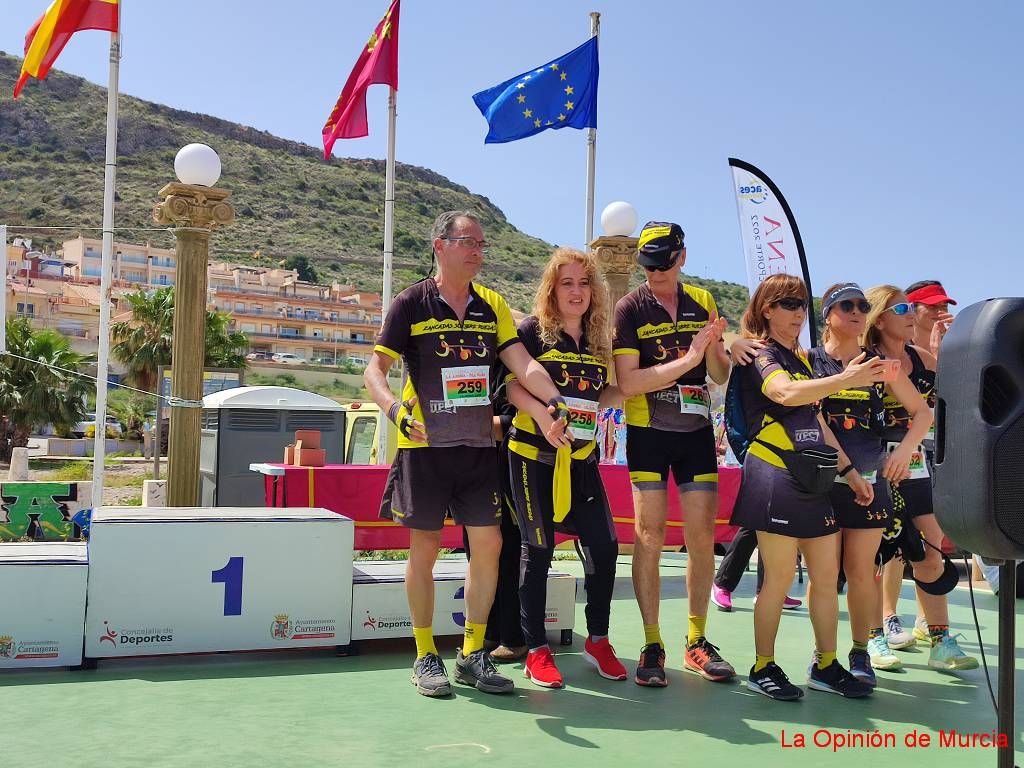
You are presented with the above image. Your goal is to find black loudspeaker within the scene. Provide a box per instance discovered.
[933,298,1024,560]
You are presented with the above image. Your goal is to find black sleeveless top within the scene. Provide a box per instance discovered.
[882,345,935,444]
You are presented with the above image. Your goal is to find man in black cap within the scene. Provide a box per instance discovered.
[613,221,732,686]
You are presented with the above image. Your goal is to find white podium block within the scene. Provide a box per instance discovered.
[84,507,353,658]
[351,560,576,642]
[0,542,88,668]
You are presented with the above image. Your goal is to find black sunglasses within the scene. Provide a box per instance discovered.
[773,297,807,311]
[836,299,871,314]
[642,252,681,273]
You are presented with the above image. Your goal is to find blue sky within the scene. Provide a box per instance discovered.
[2,0,1020,309]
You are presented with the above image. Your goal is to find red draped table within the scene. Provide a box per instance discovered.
[255,462,741,550]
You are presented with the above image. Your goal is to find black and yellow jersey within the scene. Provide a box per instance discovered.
[507,315,607,463]
[374,278,519,449]
[809,347,886,473]
[882,344,936,444]
[613,281,718,432]
[741,340,827,469]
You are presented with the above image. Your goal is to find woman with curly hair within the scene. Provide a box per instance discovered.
[504,247,626,688]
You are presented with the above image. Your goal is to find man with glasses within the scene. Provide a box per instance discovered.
[365,210,568,698]
[613,221,732,686]
[906,280,956,358]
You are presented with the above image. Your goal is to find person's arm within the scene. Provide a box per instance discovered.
[881,372,934,482]
[597,383,624,409]
[704,310,730,385]
[928,312,954,359]
[818,412,874,506]
[363,350,427,443]
[729,337,768,365]
[615,319,725,397]
[499,342,567,443]
[506,380,570,449]
[762,352,887,407]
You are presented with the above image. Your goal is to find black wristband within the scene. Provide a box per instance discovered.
[839,464,855,478]
[548,396,569,421]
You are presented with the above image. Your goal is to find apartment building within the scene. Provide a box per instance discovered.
[62,236,177,287]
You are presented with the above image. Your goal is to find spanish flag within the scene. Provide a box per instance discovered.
[14,0,120,99]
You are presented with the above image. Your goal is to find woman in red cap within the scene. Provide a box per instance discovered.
[906,281,956,359]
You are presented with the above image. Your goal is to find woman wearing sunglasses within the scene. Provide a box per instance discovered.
[730,274,885,701]
[809,283,932,688]
[862,285,978,671]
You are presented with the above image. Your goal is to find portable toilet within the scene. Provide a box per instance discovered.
[199,386,345,506]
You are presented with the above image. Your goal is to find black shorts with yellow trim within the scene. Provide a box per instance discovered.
[379,446,501,531]
[625,424,718,493]
[830,473,892,529]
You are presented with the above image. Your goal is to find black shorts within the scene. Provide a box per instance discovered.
[626,424,718,493]
[831,474,892,529]
[890,477,933,519]
[730,453,838,539]
[379,446,501,531]
[507,452,615,550]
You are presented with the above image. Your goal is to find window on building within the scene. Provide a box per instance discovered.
[234,302,245,312]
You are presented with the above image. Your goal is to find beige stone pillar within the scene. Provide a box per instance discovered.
[153,183,234,506]
[589,234,638,324]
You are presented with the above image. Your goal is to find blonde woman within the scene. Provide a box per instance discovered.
[863,285,978,671]
[505,247,626,688]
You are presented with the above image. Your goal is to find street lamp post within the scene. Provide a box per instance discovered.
[590,201,639,316]
[153,144,235,506]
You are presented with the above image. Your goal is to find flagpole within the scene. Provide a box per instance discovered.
[584,11,600,247]
[0,224,7,354]
[376,86,397,465]
[92,7,122,507]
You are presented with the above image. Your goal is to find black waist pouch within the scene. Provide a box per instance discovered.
[756,440,839,495]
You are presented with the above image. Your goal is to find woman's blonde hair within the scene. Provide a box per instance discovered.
[533,247,611,363]
[861,284,903,350]
[741,273,809,341]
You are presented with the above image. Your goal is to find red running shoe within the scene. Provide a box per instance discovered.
[524,646,563,689]
[583,636,628,680]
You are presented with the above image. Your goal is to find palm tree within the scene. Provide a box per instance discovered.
[111,286,248,393]
[0,318,92,463]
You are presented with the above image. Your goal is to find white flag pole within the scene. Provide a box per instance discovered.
[92,8,122,506]
[584,11,600,247]
[376,86,397,465]
[0,224,7,354]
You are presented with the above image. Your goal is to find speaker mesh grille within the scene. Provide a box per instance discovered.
[993,414,1024,546]
[982,365,1018,424]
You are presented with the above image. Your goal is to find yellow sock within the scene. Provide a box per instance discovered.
[754,654,774,672]
[643,624,663,647]
[462,621,487,655]
[413,626,437,659]
[816,650,836,670]
[687,615,707,646]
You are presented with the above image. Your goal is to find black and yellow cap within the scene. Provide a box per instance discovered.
[636,221,685,267]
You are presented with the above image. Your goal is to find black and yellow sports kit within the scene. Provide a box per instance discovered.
[375,278,519,530]
[809,347,891,529]
[505,316,617,650]
[882,344,936,519]
[730,340,838,538]
[613,282,719,492]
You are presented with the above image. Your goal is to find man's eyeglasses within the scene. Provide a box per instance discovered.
[642,252,681,273]
[773,297,807,311]
[836,299,871,314]
[441,235,490,254]
[884,302,915,316]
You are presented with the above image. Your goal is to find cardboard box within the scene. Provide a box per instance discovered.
[293,430,321,450]
[283,444,295,464]
[294,447,325,467]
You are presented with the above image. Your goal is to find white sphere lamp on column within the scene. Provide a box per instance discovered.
[174,143,222,187]
[600,201,638,237]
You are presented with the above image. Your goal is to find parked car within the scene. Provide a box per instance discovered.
[271,353,306,365]
[246,351,271,361]
[71,413,122,438]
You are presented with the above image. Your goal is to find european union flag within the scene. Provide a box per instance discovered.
[472,37,599,144]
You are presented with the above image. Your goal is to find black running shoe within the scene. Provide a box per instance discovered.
[634,643,668,687]
[807,659,874,698]
[746,662,804,701]
[454,648,514,694]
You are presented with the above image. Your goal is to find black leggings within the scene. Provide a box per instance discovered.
[507,452,618,649]
[714,526,765,592]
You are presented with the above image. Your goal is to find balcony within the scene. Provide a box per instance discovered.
[120,255,148,265]
[247,330,373,344]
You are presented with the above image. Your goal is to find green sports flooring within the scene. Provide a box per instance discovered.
[2,554,1021,768]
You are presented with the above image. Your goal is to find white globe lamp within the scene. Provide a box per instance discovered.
[600,201,638,237]
[174,143,222,187]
